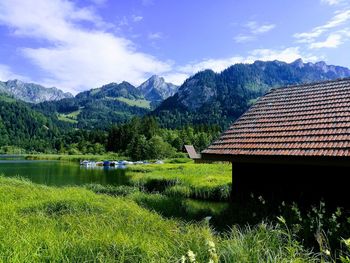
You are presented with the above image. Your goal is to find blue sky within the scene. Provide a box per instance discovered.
[0,0,349,93]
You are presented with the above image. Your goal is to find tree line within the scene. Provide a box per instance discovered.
[0,100,221,159]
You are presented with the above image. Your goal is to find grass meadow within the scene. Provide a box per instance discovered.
[1,160,350,262]
[0,176,318,262]
[126,163,232,201]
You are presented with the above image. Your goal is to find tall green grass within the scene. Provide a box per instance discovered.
[127,163,232,201]
[0,176,317,262]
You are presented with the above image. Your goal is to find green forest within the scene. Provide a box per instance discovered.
[0,91,221,159]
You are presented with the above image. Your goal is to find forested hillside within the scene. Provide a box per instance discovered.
[34,82,150,129]
[0,93,60,152]
[154,59,350,128]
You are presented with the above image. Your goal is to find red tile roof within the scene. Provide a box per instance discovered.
[202,78,350,157]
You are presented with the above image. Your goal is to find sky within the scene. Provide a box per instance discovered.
[0,0,349,94]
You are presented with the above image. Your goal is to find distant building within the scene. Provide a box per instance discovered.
[201,78,350,205]
[184,145,202,163]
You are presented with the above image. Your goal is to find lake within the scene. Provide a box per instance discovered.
[0,155,230,227]
[0,156,128,186]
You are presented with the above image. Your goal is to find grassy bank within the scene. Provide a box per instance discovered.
[22,156,231,201]
[126,163,232,201]
[0,176,317,262]
[25,153,123,162]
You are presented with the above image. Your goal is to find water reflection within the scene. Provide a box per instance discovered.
[0,158,129,187]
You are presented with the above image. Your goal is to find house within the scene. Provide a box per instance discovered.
[184,145,204,163]
[201,78,350,205]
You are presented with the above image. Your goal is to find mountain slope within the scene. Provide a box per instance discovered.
[0,93,61,151]
[34,81,150,129]
[138,75,178,102]
[154,59,350,128]
[0,79,73,103]
[76,81,143,100]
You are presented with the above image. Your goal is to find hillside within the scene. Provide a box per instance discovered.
[34,81,150,129]
[34,76,177,129]
[0,93,61,152]
[0,79,73,103]
[154,59,350,128]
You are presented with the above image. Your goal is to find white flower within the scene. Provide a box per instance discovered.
[207,240,215,249]
[187,250,196,263]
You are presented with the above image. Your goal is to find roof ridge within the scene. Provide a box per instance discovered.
[269,77,350,92]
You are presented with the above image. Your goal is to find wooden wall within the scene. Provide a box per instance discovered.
[231,161,349,207]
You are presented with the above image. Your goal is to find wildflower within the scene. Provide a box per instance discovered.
[180,255,186,263]
[324,249,331,256]
[207,240,219,263]
[187,250,196,263]
[207,240,215,250]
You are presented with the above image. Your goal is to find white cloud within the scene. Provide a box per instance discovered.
[0,0,329,92]
[234,34,255,43]
[162,72,189,86]
[0,0,171,93]
[234,21,275,43]
[321,0,344,5]
[178,57,244,75]
[0,64,30,82]
[148,32,163,40]
[294,9,350,47]
[309,33,343,48]
[132,15,143,22]
[248,47,319,62]
[246,21,276,34]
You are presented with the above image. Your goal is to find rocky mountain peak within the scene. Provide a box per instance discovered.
[138,75,178,102]
[0,79,73,103]
[291,58,304,68]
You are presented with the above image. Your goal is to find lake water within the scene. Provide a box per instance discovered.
[0,156,128,186]
[0,156,230,225]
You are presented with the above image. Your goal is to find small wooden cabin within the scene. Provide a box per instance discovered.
[184,145,207,163]
[201,78,350,206]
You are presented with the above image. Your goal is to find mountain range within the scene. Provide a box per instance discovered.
[31,75,178,129]
[1,59,350,149]
[0,80,73,103]
[154,59,350,128]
